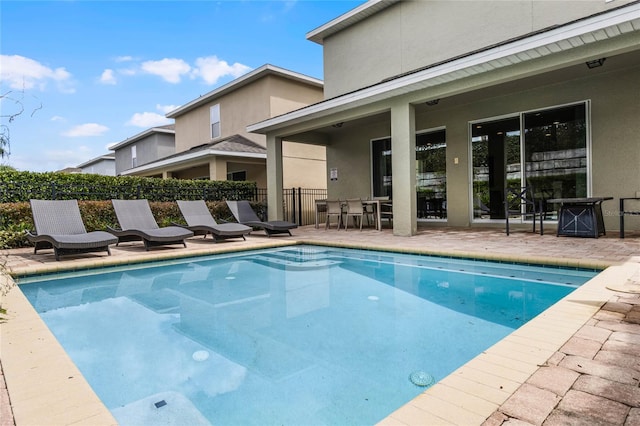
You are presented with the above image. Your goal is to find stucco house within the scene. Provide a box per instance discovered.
[110,124,176,176]
[76,153,115,176]
[114,64,327,191]
[248,0,640,236]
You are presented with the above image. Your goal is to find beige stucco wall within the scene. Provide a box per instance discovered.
[325,56,640,231]
[171,73,325,188]
[322,0,636,98]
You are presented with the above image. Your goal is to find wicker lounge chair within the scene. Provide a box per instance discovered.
[226,200,297,237]
[175,200,251,242]
[26,199,118,261]
[108,199,193,250]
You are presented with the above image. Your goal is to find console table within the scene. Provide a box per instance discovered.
[619,197,640,238]
[547,197,613,238]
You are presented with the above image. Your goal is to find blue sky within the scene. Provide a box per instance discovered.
[0,0,364,172]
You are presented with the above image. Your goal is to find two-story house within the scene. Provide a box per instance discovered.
[110,125,175,175]
[113,64,326,190]
[248,0,640,236]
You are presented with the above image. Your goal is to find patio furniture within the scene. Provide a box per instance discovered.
[108,199,194,249]
[505,187,543,236]
[547,197,613,238]
[619,196,640,238]
[325,200,343,230]
[226,200,297,237]
[344,199,364,231]
[379,200,393,227]
[176,200,252,242]
[26,199,118,261]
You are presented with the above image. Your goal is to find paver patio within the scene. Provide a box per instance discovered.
[2,224,640,425]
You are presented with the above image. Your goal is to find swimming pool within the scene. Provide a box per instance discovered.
[19,245,597,425]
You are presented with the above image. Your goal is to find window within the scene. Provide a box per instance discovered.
[416,129,446,219]
[227,170,246,181]
[371,138,392,198]
[210,104,220,139]
[131,145,137,168]
[471,102,588,221]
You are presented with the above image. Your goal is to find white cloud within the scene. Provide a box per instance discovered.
[62,123,109,137]
[100,69,117,85]
[0,54,72,91]
[115,56,134,63]
[156,104,179,114]
[193,56,251,85]
[127,112,171,128]
[50,115,65,122]
[141,58,191,83]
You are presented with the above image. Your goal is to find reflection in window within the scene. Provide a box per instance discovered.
[524,104,587,202]
[471,102,587,221]
[417,129,446,219]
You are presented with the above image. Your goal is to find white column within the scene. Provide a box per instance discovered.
[266,134,284,221]
[391,100,417,236]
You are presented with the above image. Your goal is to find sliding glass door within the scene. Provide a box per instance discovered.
[417,129,447,219]
[371,138,392,198]
[472,102,588,221]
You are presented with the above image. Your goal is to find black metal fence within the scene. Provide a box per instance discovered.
[1,182,327,226]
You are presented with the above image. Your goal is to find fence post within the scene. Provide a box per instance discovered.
[298,187,302,225]
[291,188,296,224]
[51,182,57,200]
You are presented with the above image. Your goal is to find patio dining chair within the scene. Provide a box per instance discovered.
[325,200,343,230]
[344,199,364,231]
[505,186,543,236]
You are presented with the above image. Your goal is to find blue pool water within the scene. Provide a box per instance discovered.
[19,245,597,425]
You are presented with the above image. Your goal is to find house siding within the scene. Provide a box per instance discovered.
[322,0,637,98]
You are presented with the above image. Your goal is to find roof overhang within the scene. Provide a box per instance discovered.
[166,64,323,119]
[250,3,640,135]
[307,0,400,45]
[120,149,266,176]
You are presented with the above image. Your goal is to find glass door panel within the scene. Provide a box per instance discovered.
[524,104,587,212]
[371,138,392,198]
[471,117,520,219]
[416,130,446,219]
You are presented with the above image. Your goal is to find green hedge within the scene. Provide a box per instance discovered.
[0,170,258,203]
[0,171,264,249]
[0,200,260,250]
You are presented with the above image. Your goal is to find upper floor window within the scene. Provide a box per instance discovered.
[210,104,220,139]
[131,145,137,168]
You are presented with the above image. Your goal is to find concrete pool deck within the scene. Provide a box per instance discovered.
[2,225,640,425]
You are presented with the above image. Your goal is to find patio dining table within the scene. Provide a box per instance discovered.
[314,199,391,231]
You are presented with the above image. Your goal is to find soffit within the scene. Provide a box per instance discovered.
[249,3,640,134]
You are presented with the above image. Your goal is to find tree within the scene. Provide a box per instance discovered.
[0,89,43,159]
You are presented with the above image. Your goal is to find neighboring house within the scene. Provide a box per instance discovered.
[118,64,327,190]
[110,125,176,176]
[248,0,640,235]
[77,153,116,176]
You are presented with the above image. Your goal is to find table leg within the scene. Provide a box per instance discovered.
[620,199,625,238]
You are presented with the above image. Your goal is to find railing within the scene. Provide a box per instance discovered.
[0,182,326,226]
[283,188,328,225]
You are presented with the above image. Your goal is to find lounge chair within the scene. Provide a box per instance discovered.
[108,199,193,250]
[226,200,297,237]
[176,200,252,242]
[26,199,118,261]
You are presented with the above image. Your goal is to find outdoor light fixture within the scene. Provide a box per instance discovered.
[425,99,440,106]
[586,58,606,69]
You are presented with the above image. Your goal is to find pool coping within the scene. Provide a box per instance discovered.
[1,240,634,425]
